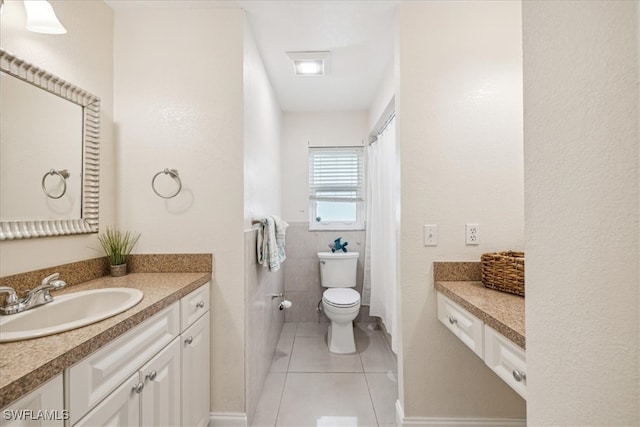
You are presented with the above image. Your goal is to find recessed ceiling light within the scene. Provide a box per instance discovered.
[287,51,331,76]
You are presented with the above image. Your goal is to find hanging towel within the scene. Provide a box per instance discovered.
[257,215,289,271]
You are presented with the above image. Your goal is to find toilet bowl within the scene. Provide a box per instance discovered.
[318,252,360,354]
[322,288,360,353]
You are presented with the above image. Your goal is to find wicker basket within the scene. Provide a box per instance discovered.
[481,251,525,296]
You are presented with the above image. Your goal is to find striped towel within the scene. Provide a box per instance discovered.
[257,216,289,271]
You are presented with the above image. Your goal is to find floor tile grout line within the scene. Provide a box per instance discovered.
[357,326,367,372]
[274,321,297,427]
[362,371,382,427]
[285,322,298,373]
[273,371,288,427]
[359,325,383,426]
[260,321,395,426]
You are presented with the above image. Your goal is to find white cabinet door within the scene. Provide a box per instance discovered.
[68,303,179,424]
[140,337,181,427]
[74,372,140,427]
[0,375,64,427]
[181,312,210,427]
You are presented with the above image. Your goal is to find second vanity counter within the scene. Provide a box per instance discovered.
[0,272,211,407]
[435,279,527,399]
[434,280,525,349]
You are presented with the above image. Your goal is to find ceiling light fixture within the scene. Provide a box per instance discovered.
[24,0,67,35]
[287,51,331,77]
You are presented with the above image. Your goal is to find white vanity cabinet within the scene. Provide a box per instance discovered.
[67,283,211,426]
[436,292,484,357]
[73,372,140,427]
[74,336,183,427]
[437,291,526,400]
[68,303,180,425]
[140,337,182,426]
[484,325,527,399]
[0,374,64,427]
[180,283,210,427]
[181,312,210,427]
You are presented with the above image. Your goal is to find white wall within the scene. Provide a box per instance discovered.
[397,0,526,420]
[0,0,114,275]
[523,1,639,425]
[243,22,284,424]
[113,7,246,414]
[281,111,368,223]
[368,61,395,135]
[244,24,282,228]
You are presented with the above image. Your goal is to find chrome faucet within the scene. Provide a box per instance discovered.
[0,273,66,315]
[0,286,20,315]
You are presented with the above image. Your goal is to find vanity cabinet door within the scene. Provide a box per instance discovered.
[181,312,210,427]
[0,375,64,427]
[140,337,181,427]
[74,372,139,427]
[68,303,179,424]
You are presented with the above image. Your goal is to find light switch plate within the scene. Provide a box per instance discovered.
[424,224,438,246]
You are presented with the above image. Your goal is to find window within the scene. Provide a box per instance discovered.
[309,147,365,230]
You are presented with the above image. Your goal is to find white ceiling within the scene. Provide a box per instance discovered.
[238,1,396,112]
[106,0,397,112]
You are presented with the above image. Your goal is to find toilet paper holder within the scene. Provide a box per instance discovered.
[270,293,292,311]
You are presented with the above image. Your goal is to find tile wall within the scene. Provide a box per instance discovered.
[283,222,374,323]
[245,229,285,423]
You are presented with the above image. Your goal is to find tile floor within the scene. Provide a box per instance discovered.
[251,322,398,427]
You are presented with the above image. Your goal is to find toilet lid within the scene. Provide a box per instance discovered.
[323,288,360,307]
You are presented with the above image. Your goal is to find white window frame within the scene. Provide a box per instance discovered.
[308,146,365,231]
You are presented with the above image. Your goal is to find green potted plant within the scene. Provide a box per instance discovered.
[98,227,141,277]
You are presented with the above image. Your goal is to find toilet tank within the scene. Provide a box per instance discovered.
[318,252,359,288]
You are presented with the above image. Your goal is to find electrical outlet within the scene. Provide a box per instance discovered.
[424,224,438,246]
[465,223,479,245]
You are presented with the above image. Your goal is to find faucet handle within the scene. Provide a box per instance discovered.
[0,286,19,306]
[41,273,60,286]
[41,273,66,290]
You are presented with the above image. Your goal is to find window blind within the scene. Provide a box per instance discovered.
[309,147,364,202]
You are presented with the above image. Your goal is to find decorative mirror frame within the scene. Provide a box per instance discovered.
[0,49,100,240]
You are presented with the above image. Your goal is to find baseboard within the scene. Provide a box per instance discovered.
[395,400,526,427]
[209,412,248,427]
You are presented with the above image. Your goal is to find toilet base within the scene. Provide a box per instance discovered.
[327,322,356,354]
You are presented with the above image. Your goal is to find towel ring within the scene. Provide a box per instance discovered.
[41,169,70,199]
[152,168,182,199]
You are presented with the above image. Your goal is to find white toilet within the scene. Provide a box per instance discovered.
[318,251,361,354]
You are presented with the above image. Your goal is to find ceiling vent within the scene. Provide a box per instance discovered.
[286,51,331,76]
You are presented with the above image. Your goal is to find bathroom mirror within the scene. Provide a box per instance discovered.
[0,49,100,240]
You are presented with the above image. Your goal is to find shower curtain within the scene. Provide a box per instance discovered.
[363,116,399,354]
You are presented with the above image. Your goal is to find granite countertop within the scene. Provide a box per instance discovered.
[435,280,525,349]
[0,272,211,407]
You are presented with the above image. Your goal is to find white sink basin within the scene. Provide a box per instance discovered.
[0,288,143,342]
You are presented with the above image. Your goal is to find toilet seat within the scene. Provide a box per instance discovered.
[323,288,360,308]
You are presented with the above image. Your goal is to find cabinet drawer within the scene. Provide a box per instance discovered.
[180,283,210,332]
[68,302,179,424]
[484,325,527,400]
[437,293,484,358]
